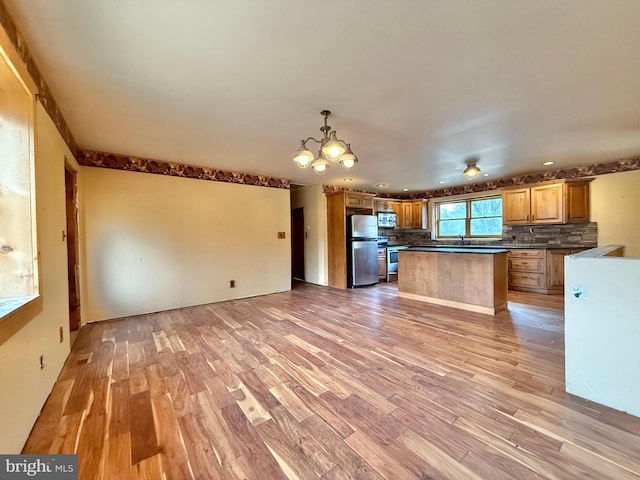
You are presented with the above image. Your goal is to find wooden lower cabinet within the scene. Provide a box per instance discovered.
[377,247,387,281]
[508,249,546,293]
[508,248,587,294]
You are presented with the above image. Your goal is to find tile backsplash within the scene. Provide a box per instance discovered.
[380,222,598,247]
[501,222,597,247]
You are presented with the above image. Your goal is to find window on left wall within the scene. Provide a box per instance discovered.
[0,45,39,320]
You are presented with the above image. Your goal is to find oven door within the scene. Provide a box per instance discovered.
[386,249,399,281]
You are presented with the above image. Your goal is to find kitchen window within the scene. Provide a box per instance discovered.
[436,196,502,238]
[0,41,39,323]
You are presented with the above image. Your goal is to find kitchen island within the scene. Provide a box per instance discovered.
[398,247,509,315]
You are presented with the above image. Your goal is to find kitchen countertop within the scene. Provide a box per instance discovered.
[410,244,593,250]
[405,247,509,254]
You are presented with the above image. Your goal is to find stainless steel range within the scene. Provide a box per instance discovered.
[386,245,408,282]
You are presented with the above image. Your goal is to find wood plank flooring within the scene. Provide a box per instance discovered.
[23,282,640,479]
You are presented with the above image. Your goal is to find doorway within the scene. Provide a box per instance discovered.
[65,164,81,332]
[291,207,305,281]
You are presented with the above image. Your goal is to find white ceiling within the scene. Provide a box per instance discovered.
[6,0,640,193]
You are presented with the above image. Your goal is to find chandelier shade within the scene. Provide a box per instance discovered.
[322,131,346,161]
[339,143,358,170]
[311,154,329,175]
[293,140,314,168]
[293,110,358,175]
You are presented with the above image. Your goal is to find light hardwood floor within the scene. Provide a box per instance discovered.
[23,282,640,479]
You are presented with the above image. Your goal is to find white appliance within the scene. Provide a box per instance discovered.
[347,215,378,287]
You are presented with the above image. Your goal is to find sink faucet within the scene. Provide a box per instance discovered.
[457,235,465,245]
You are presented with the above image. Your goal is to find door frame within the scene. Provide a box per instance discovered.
[64,161,81,331]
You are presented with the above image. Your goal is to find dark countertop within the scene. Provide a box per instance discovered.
[405,247,509,254]
[409,244,593,250]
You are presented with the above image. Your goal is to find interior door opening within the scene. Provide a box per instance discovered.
[291,207,305,281]
[65,164,81,332]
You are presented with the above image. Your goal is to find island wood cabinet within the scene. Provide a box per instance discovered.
[508,247,587,294]
[398,248,508,315]
[327,191,376,289]
[502,179,592,225]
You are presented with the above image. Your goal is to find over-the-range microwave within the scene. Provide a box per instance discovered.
[377,211,397,228]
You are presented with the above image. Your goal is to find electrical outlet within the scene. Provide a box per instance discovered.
[230,280,235,288]
[277,232,286,239]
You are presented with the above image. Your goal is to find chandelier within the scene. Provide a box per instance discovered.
[293,110,358,175]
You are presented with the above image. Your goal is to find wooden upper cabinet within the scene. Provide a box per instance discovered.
[374,199,395,213]
[503,188,531,224]
[565,181,590,223]
[345,192,374,210]
[401,202,412,228]
[392,201,404,227]
[382,199,428,229]
[410,200,427,229]
[531,182,564,223]
[502,179,593,225]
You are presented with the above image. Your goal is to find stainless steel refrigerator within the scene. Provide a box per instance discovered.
[347,214,379,288]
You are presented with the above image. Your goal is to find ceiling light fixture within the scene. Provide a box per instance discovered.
[293,110,358,175]
[462,160,481,179]
[542,161,555,166]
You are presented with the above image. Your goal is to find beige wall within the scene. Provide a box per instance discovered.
[291,185,328,286]
[0,103,79,452]
[82,167,291,322]
[590,169,640,257]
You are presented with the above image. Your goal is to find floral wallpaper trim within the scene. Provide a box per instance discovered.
[80,151,290,190]
[0,2,80,157]
[325,155,640,199]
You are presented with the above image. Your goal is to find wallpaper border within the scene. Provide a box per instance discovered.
[323,155,640,199]
[81,150,291,190]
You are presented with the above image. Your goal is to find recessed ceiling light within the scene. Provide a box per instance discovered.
[482,173,489,177]
[542,161,555,166]
[402,188,409,192]
[438,181,447,184]
[376,183,386,188]
[343,178,352,182]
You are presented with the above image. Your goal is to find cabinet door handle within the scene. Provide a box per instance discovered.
[532,214,535,221]
[522,262,528,265]
[526,214,529,222]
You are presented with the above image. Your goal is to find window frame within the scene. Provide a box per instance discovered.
[0,28,41,334]
[435,194,503,239]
